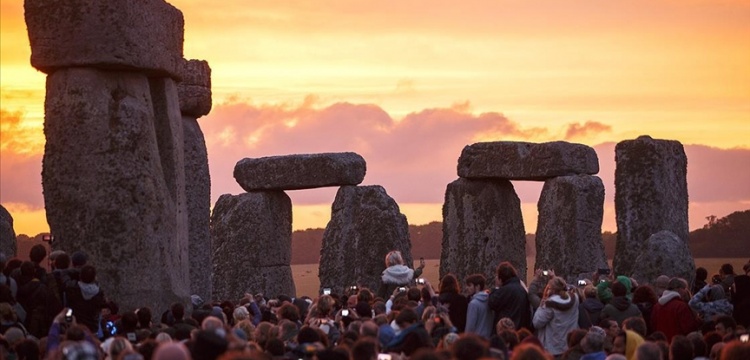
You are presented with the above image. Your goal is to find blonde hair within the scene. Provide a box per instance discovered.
[385,250,404,267]
[545,277,570,299]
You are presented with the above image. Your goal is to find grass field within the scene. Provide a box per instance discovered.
[291,257,748,297]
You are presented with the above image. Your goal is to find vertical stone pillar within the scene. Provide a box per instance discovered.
[613,136,688,276]
[535,175,607,282]
[319,186,412,295]
[211,193,295,300]
[441,178,527,284]
[177,59,213,301]
[0,205,17,257]
[25,0,190,314]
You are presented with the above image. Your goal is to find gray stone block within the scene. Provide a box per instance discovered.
[441,178,527,284]
[535,175,607,283]
[319,186,413,295]
[211,192,295,300]
[613,135,689,276]
[631,230,695,287]
[178,59,212,117]
[0,205,17,257]
[234,152,366,191]
[184,117,211,301]
[457,141,599,180]
[25,0,184,78]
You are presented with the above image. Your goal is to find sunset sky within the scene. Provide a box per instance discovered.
[1,0,749,237]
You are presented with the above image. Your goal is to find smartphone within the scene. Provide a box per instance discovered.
[598,268,611,275]
[342,309,349,317]
[323,288,331,295]
[599,279,607,284]
[740,334,749,343]
[398,287,407,292]
[350,285,358,291]
[542,270,549,276]
[378,354,392,360]
[577,280,587,287]
[416,278,425,285]
[65,309,73,323]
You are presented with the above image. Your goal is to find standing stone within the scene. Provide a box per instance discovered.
[631,230,695,287]
[613,136,688,276]
[441,178,527,285]
[41,68,189,315]
[457,141,599,181]
[0,205,17,257]
[178,59,212,301]
[319,186,412,295]
[211,192,295,300]
[234,153,366,191]
[535,175,607,282]
[24,0,184,78]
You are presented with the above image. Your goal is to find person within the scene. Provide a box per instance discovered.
[732,273,750,328]
[713,315,737,340]
[0,254,17,300]
[650,277,699,341]
[580,326,607,360]
[532,276,580,357]
[383,308,433,356]
[688,284,733,323]
[611,330,643,360]
[631,285,658,334]
[63,264,106,334]
[693,267,709,295]
[437,273,468,333]
[488,262,532,332]
[464,274,494,338]
[377,250,424,300]
[718,264,735,296]
[16,261,60,338]
[579,285,604,329]
[600,282,641,326]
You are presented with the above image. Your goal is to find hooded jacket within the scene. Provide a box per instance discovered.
[578,297,605,329]
[688,285,733,321]
[733,275,750,328]
[377,264,422,299]
[601,296,642,326]
[650,290,699,341]
[66,280,106,334]
[465,291,494,338]
[533,292,580,356]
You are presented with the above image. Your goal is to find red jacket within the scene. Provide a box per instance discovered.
[650,291,699,341]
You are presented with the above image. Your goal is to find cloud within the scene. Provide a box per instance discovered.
[564,121,612,140]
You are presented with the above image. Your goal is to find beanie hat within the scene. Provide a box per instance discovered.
[355,301,372,318]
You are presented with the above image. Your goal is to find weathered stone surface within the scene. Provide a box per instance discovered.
[613,136,688,276]
[457,141,599,180]
[184,117,211,301]
[234,153,366,191]
[178,59,212,117]
[535,175,607,282]
[319,186,412,295]
[25,0,184,78]
[441,178,527,284]
[631,230,695,287]
[0,205,17,257]
[211,192,295,300]
[42,68,189,315]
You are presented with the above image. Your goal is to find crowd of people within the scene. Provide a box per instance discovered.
[0,246,749,360]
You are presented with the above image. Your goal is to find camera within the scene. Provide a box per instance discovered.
[577,280,587,287]
[323,288,331,295]
[65,309,73,323]
[542,270,549,276]
[398,287,407,292]
[740,334,748,343]
[416,278,425,285]
[598,268,611,275]
[349,285,358,291]
[105,321,117,336]
[342,309,349,317]
[378,354,392,360]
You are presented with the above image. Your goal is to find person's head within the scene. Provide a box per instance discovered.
[499,329,519,351]
[233,306,249,323]
[635,342,662,360]
[566,328,588,348]
[708,284,727,302]
[667,277,687,292]
[315,295,335,318]
[136,307,152,329]
[385,250,404,267]
[710,342,725,360]
[452,334,490,360]
[622,316,647,338]
[581,326,606,354]
[720,264,735,276]
[439,273,460,294]
[599,319,619,338]
[465,274,486,294]
[395,307,418,328]
[584,285,598,299]
[696,267,708,281]
[687,332,708,358]
[544,277,569,299]
[278,302,301,322]
[0,303,17,323]
[351,337,379,360]
[632,285,658,305]
[510,343,551,360]
[719,340,750,360]
[71,251,88,268]
[29,244,47,264]
[54,252,71,270]
[612,281,627,297]
[109,336,134,359]
[714,316,736,337]
[80,265,96,284]
[496,262,518,284]
[670,335,694,360]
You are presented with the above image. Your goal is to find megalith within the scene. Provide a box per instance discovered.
[535,175,607,282]
[319,186,412,295]
[234,153,366,191]
[211,193,295,300]
[178,59,213,301]
[0,205,17,257]
[26,0,190,314]
[613,136,688,276]
[631,230,695,287]
[458,141,599,181]
[441,178,527,284]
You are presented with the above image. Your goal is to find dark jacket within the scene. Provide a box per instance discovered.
[17,279,61,338]
[438,291,469,333]
[488,276,532,332]
[732,275,750,328]
[601,296,642,326]
[65,280,106,333]
[384,323,433,356]
[578,297,605,329]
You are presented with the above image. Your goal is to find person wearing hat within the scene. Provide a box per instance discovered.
[688,283,733,323]
[580,326,607,360]
[650,277,699,341]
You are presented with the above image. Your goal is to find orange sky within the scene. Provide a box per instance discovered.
[1,0,749,236]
